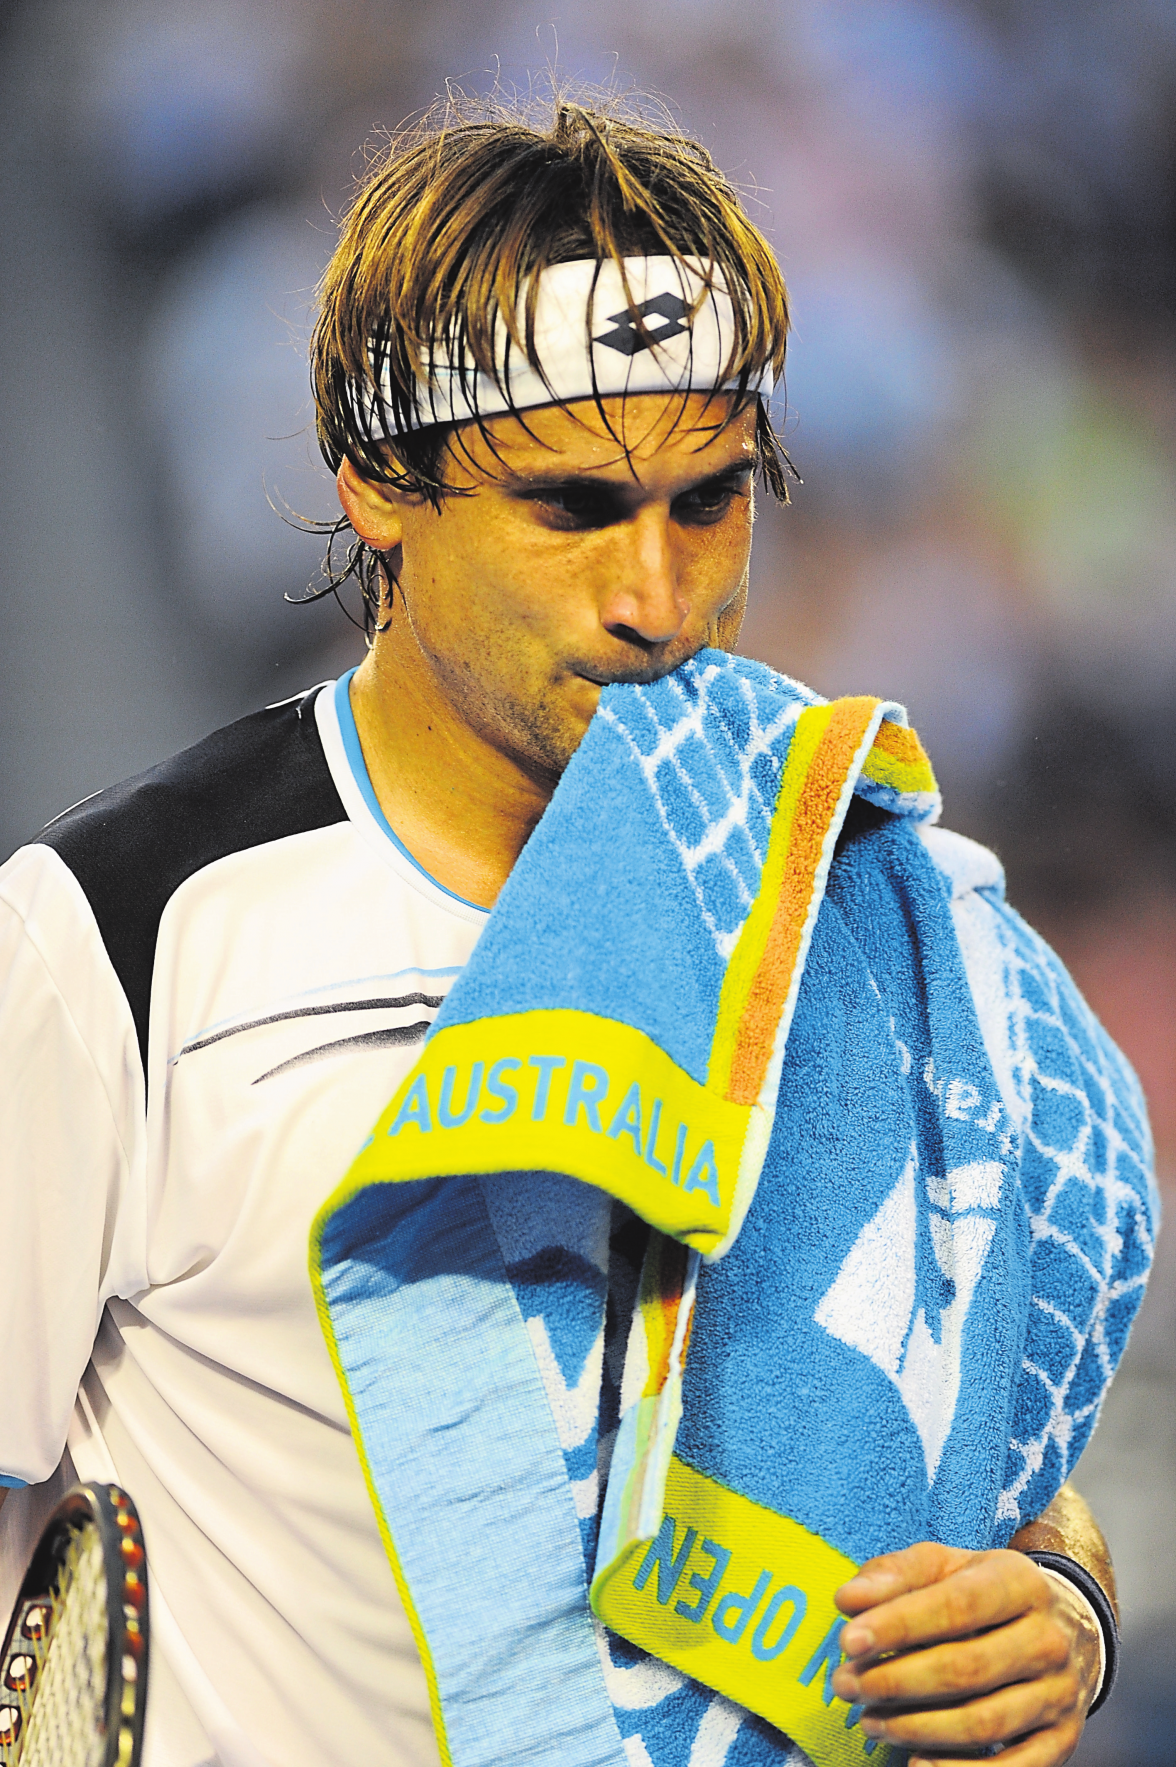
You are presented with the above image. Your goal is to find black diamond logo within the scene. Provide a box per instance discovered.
[594,292,692,356]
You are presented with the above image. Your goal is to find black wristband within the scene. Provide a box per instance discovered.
[1024,1551,1120,1717]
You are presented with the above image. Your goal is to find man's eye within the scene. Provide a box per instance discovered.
[676,478,745,521]
[536,490,619,529]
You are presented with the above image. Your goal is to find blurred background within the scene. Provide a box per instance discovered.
[0,0,1172,1755]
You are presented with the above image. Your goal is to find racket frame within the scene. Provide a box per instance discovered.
[0,1481,149,1767]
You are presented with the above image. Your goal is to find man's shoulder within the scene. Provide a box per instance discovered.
[29,685,348,1061]
[916,825,1006,902]
[834,797,1007,905]
[37,685,346,884]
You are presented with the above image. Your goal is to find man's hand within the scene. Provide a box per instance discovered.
[830,1541,1103,1766]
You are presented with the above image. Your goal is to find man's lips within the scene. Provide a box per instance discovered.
[573,646,701,690]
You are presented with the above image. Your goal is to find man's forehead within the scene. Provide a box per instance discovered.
[451,391,757,482]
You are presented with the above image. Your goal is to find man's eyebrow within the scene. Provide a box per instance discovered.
[501,459,755,494]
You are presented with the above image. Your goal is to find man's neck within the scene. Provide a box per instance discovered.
[347,639,555,911]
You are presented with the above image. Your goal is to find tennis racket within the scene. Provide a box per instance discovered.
[0,1482,149,1767]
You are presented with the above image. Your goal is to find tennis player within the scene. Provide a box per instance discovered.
[0,96,1138,1767]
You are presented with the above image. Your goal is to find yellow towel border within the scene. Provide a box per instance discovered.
[592,1456,896,1767]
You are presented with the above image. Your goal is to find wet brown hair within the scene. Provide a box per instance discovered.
[308,88,794,632]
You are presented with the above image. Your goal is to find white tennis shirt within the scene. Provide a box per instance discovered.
[0,675,485,1767]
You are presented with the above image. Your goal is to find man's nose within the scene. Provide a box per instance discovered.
[602,507,688,644]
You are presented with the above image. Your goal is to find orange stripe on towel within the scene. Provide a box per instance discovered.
[725,698,880,1106]
[637,1235,691,1399]
[869,719,921,760]
[859,717,937,797]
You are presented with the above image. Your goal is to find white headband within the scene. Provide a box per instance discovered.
[367,256,772,434]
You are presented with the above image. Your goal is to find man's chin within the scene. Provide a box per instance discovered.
[505,649,697,782]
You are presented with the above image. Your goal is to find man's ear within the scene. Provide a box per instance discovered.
[336,457,406,550]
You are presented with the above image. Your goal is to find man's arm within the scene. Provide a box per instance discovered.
[1010,1482,1118,1625]
[0,853,146,1498]
[830,1484,1112,1767]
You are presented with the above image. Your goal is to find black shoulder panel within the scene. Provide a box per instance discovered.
[38,688,346,1067]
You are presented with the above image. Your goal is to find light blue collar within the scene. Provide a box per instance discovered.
[333,669,485,914]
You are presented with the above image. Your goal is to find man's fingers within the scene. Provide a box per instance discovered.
[857,1672,1081,1754]
[832,1543,1100,1767]
[833,1610,1071,1708]
[835,1542,968,1616]
[839,1549,1046,1658]
[907,1714,1085,1767]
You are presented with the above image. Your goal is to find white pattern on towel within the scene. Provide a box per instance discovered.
[594,1619,687,1708]
[919,825,1155,1524]
[525,1317,604,1452]
[688,1696,745,1767]
[815,1147,1003,1481]
[599,661,809,959]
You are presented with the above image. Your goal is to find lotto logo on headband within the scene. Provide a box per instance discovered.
[367,256,774,433]
[594,292,693,356]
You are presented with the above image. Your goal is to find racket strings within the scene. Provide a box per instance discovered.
[19,1522,108,1767]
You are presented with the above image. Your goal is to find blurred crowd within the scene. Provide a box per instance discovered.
[0,1,1173,1758]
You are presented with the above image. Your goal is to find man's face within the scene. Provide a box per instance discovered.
[364,390,758,780]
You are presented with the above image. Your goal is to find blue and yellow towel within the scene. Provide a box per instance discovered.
[311,652,1156,1767]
